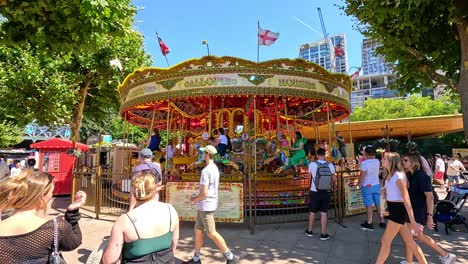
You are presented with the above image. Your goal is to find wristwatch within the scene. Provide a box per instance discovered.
[427,213,433,216]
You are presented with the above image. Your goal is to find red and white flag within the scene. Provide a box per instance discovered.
[157,34,170,56]
[258,26,279,46]
[350,68,361,80]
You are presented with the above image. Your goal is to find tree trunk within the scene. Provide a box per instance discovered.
[456,20,468,146]
[69,77,92,141]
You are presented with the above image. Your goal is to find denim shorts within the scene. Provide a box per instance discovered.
[361,184,381,207]
[447,175,460,183]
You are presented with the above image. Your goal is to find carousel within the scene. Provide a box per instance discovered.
[117,56,352,221]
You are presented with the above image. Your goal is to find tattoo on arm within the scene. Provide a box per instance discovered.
[115,242,122,248]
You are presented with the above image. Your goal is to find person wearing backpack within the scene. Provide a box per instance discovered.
[305,148,336,240]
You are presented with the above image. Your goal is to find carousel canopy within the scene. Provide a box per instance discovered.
[119,56,352,137]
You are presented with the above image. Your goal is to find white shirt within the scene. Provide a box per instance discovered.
[447,159,465,176]
[197,162,220,211]
[308,160,335,192]
[10,167,22,177]
[435,158,445,172]
[384,171,406,202]
[218,134,228,145]
[359,158,380,186]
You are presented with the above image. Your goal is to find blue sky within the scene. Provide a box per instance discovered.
[133,0,363,72]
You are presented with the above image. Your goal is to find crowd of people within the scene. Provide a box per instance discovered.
[0,155,38,180]
[0,139,465,263]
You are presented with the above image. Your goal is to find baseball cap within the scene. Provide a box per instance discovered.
[139,148,153,158]
[199,145,217,155]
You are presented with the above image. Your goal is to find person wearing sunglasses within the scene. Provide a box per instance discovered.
[103,170,179,264]
[400,153,456,264]
[0,169,86,263]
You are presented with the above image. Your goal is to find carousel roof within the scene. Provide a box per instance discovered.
[118,56,352,135]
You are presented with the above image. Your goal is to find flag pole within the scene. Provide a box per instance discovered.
[257,21,260,63]
[164,55,170,67]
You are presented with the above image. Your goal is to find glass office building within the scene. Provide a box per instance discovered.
[298,34,348,74]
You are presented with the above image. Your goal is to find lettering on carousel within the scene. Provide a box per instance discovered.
[183,77,238,88]
[278,79,317,90]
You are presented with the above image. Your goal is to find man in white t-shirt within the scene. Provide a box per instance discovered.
[434,154,445,186]
[305,148,336,241]
[185,145,239,264]
[446,155,466,189]
[10,161,22,177]
[359,146,385,231]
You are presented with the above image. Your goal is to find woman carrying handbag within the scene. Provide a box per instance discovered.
[0,169,86,263]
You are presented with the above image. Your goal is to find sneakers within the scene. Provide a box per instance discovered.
[379,222,386,229]
[226,255,240,264]
[304,229,314,237]
[360,221,374,231]
[184,259,202,264]
[320,234,330,240]
[439,253,457,264]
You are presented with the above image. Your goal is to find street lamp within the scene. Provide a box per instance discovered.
[202,40,210,56]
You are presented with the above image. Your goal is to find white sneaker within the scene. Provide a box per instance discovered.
[440,253,456,264]
[400,261,418,264]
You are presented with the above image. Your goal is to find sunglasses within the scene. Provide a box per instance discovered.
[44,173,54,188]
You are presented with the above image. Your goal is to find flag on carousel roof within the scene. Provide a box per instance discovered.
[350,67,361,80]
[258,26,279,46]
[157,33,170,56]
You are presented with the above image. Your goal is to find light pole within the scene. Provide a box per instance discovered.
[202,40,210,56]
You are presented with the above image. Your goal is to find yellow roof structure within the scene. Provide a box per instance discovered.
[302,114,464,142]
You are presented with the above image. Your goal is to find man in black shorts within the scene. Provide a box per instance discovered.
[305,148,336,240]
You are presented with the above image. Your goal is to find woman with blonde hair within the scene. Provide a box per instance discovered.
[376,152,427,264]
[103,169,179,264]
[0,169,86,263]
[401,153,456,264]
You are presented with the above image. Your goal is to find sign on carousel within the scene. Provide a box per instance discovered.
[165,181,244,223]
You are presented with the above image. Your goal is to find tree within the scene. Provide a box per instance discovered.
[343,0,468,144]
[0,1,152,142]
[0,0,136,55]
[0,121,22,148]
[351,95,461,121]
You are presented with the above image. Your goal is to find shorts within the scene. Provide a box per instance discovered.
[434,171,444,180]
[361,184,381,207]
[195,210,216,233]
[309,191,330,213]
[413,209,427,226]
[387,201,409,225]
[447,175,460,184]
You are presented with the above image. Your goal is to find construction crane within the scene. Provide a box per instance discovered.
[317,7,336,72]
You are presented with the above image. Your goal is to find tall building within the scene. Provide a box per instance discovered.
[298,34,348,74]
[350,74,406,109]
[361,38,392,75]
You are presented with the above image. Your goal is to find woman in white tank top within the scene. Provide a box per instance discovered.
[375,152,428,264]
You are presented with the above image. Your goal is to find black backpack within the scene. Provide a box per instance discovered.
[313,161,333,191]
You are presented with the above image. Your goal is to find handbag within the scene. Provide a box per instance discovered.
[50,218,67,264]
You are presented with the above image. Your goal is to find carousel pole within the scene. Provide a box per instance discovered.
[147,107,158,144]
[283,98,290,137]
[209,97,213,135]
[253,96,257,174]
[165,101,171,179]
[275,97,280,132]
[267,105,272,139]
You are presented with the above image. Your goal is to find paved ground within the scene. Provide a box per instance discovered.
[49,189,467,264]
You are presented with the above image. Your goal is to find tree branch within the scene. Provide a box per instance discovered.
[404,47,457,90]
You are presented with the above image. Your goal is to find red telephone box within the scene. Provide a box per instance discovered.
[30,138,89,195]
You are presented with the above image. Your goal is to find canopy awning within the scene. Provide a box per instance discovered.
[30,138,90,151]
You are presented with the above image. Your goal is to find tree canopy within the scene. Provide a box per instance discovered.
[343,0,468,144]
[0,1,151,145]
[351,95,462,121]
[0,0,136,54]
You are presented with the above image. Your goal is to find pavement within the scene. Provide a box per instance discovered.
[48,189,467,264]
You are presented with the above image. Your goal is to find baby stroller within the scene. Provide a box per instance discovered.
[433,184,468,235]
